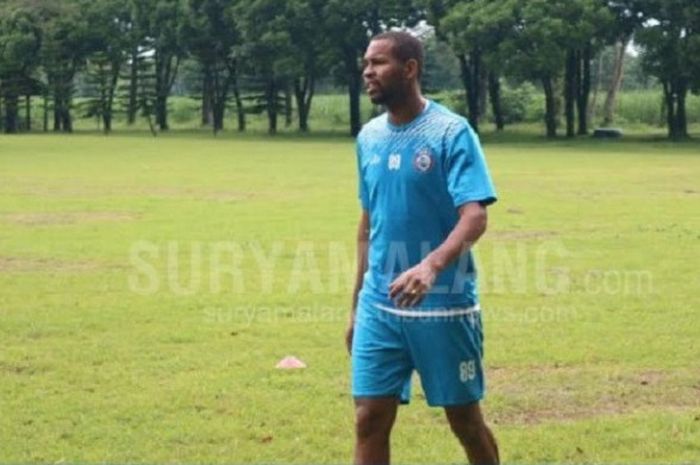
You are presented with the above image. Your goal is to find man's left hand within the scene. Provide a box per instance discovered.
[389,261,438,308]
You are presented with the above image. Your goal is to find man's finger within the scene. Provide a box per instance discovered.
[389,276,406,298]
[406,291,422,308]
[394,290,409,308]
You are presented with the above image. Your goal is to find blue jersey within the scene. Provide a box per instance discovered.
[356,100,497,309]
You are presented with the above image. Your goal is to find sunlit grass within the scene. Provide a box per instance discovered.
[0,133,699,463]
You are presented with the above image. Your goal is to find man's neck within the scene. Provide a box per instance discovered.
[386,91,427,126]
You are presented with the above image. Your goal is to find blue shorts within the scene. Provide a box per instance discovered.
[351,292,485,407]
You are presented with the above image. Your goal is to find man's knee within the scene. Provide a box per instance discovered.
[354,399,398,440]
[445,404,488,444]
[449,418,487,445]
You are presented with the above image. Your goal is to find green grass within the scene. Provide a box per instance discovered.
[1,132,699,464]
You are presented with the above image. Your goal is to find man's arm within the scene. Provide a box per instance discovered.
[346,210,369,353]
[389,202,487,308]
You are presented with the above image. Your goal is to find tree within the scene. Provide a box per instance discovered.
[38,0,93,133]
[120,0,148,126]
[558,0,612,137]
[440,0,517,132]
[426,0,482,132]
[285,0,332,132]
[183,0,241,133]
[600,1,645,126]
[324,0,420,136]
[82,0,132,133]
[0,4,42,134]
[421,35,461,93]
[235,0,294,134]
[635,0,699,139]
[134,0,188,131]
[490,0,569,138]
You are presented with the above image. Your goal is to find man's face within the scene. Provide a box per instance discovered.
[362,39,409,105]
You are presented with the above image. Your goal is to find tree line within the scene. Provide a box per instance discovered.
[0,0,698,139]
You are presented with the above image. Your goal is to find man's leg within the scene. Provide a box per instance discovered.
[354,396,400,465]
[445,402,499,465]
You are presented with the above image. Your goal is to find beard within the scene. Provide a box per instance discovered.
[367,80,408,107]
[367,80,404,106]
[369,93,386,105]
[368,87,390,105]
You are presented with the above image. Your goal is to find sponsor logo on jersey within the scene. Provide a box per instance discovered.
[413,148,434,173]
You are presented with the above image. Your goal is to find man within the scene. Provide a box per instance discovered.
[346,31,500,465]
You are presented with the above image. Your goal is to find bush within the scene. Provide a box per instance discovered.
[496,82,536,124]
[428,82,536,125]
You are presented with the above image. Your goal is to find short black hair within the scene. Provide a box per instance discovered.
[371,31,424,79]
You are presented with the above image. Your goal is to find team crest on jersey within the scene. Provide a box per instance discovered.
[413,148,434,173]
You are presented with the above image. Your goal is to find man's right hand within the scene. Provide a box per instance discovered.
[345,322,354,355]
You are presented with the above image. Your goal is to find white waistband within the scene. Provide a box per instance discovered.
[373,302,481,317]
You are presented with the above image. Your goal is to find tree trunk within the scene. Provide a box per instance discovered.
[211,67,234,134]
[25,95,31,131]
[542,76,557,138]
[677,81,688,139]
[43,93,48,132]
[662,80,674,137]
[53,88,61,131]
[103,112,112,133]
[156,94,168,130]
[61,103,72,132]
[488,72,504,131]
[3,94,19,133]
[155,52,180,131]
[266,77,277,135]
[603,37,629,126]
[348,53,362,137]
[54,94,71,132]
[294,75,314,132]
[50,66,75,133]
[564,48,577,138]
[457,52,481,133]
[155,54,168,131]
[478,65,488,120]
[128,46,139,125]
[284,83,292,128]
[213,79,228,134]
[577,46,591,135]
[589,52,604,124]
[201,64,213,126]
[664,78,689,140]
[213,103,224,133]
[232,78,245,131]
[103,62,120,134]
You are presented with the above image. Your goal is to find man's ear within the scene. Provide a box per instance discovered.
[404,58,419,80]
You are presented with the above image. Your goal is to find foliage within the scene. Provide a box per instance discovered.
[0,0,699,138]
[635,0,700,138]
[0,3,42,132]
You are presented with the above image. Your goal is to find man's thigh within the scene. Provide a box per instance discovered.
[352,307,413,403]
[404,313,485,407]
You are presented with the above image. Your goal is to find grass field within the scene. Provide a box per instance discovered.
[1,131,699,464]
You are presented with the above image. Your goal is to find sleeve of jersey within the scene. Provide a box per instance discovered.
[445,125,497,208]
[356,142,370,210]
